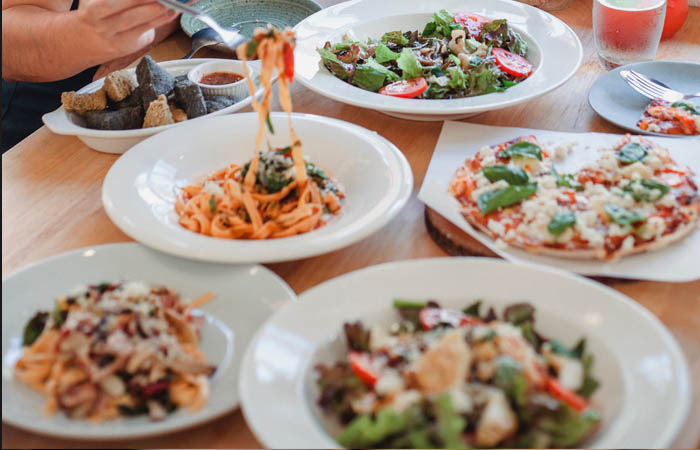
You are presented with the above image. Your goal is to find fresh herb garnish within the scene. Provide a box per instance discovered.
[623,179,670,202]
[477,182,538,214]
[265,114,274,134]
[22,311,49,346]
[552,167,584,191]
[617,143,647,164]
[498,141,543,161]
[604,204,646,226]
[209,196,216,214]
[548,211,576,237]
[481,165,529,185]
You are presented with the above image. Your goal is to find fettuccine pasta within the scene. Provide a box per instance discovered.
[175,27,345,240]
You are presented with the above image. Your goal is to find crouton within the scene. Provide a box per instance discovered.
[169,103,188,123]
[136,55,175,110]
[174,80,207,119]
[103,70,136,102]
[143,95,174,128]
[85,106,143,130]
[415,329,471,394]
[475,390,518,447]
[61,89,107,115]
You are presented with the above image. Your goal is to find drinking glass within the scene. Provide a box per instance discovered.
[593,0,667,70]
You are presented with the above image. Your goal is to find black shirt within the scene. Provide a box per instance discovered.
[1,0,98,152]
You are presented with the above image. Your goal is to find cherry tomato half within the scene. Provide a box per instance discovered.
[454,12,490,39]
[546,377,589,413]
[348,351,378,387]
[283,42,295,82]
[378,77,428,98]
[492,47,533,78]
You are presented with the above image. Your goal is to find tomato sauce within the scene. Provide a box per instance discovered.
[199,72,244,85]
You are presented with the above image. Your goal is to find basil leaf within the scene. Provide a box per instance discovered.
[623,179,670,202]
[397,48,423,80]
[548,211,576,237]
[246,40,258,59]
[363,58,400,82]
[481,165,529,185]
[478,182,537,214]
[209,196,216,214]
[352,65,387,91]
[265,113,274,134]
[552,167,583,191]
[617,143,647,164]
[463,300,482,318]
[604,204,646,226]
[374,44,400,64]
[498,141,543,161]
[671,100,698,115]
[23,311,49,346]
[381,31,408,46]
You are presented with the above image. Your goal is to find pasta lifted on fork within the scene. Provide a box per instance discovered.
[175,27,345,240]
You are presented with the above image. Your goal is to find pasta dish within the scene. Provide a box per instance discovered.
[15,282,215,421]
[175,27,345,239]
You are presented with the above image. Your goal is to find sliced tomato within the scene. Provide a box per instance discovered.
[348,351,378,387]
[378,77,427,98]
[454,12,490,39]
[492,48,533,78]
[283,42,294,82]
[546,377,589,413]
[419,307,481,331]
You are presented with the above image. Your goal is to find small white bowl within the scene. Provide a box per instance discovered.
[188,60,251,100]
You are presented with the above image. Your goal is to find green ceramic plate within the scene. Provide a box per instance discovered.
[181,0,322,38]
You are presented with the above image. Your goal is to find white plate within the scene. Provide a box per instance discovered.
[102,113,413,264]
[1,243,295,440]
[42,59,264,154]
[418,121,700,282]
[239,257,690,449]
[293,0,582,121]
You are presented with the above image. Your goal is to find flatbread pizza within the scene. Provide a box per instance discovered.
[449,134,699,260]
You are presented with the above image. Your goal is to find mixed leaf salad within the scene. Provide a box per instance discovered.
[315,299,601,448]
[317,10,533,99]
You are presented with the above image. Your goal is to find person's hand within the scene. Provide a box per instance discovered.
[77,0,177,59]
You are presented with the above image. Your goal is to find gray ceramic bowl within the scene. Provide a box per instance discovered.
[181,0,322,54]
[588,61,700,138]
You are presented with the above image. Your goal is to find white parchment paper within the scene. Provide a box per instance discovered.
[418,121,700,281]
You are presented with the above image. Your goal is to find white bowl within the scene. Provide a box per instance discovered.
[42,59,264,154]
[1,242,296,440]
[102,112,413,264]
[240,257,691,449]
[293,0,583,121]
[187,60,252,100]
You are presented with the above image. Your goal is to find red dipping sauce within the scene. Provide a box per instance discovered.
[199,72,244,85]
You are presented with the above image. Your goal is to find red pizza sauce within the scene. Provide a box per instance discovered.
[199,72,244,85]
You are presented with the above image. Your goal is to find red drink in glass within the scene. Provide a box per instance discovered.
[593,0,667,70]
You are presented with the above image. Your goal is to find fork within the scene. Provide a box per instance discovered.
[619,70,700,103]
[157,0,248,51]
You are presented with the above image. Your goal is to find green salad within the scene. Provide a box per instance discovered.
[315,299,601,448]
[317,10,533,99]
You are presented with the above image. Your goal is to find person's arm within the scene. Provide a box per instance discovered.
[1,0,176,82]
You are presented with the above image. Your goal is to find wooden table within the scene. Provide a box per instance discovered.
[3,0,699,448]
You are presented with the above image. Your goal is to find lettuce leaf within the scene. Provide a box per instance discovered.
[364,58,400,82]
[338,407,413,448]
[375,44,400,64]
[397,48,423,80]
[381,31,409,46]
[435,393,469,448]
[317,48,352,80]
[352,65,387,91]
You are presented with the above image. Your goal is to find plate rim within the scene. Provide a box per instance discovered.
[588,60,700,139]
[101,112,414,264]
[292,0,583,116]
[1,242,297,440]
[239,256,692,449]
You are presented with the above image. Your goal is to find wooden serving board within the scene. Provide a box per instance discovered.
[424,206,498,257]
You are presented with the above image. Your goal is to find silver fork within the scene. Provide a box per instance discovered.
[157,0,247,51]
[620,70,700,103]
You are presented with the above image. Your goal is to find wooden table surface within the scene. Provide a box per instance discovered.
[3,0,699,448]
